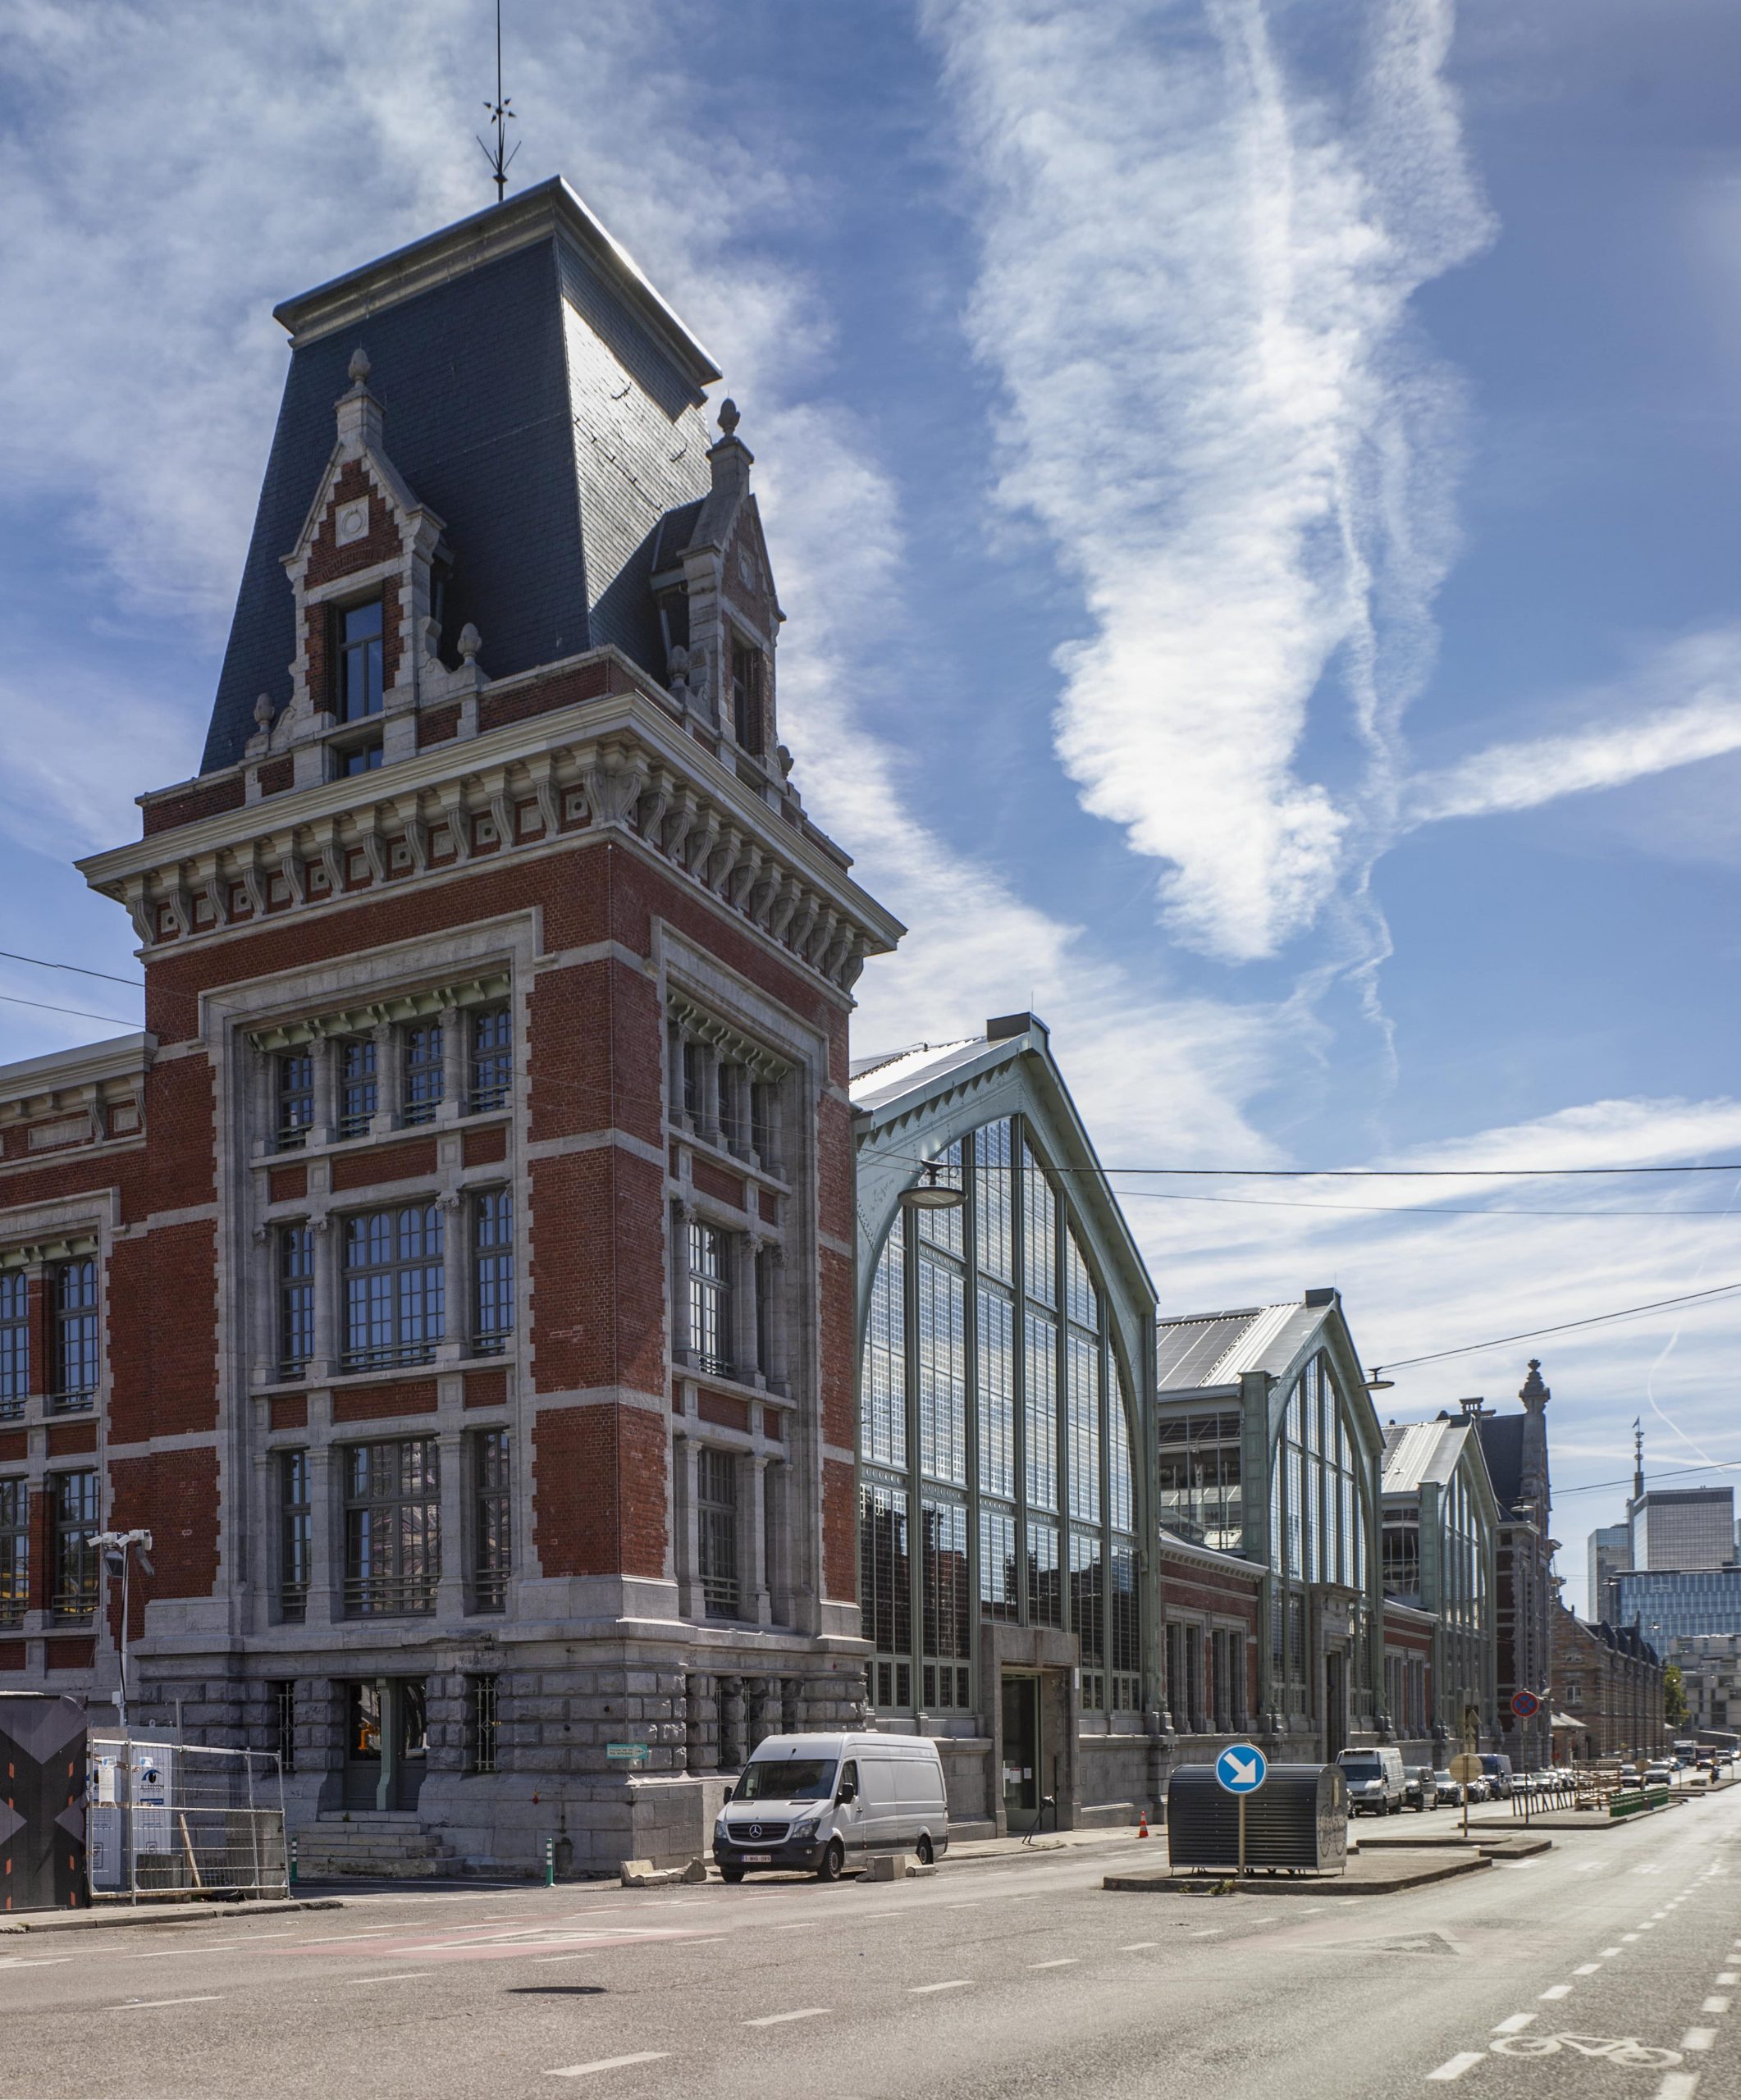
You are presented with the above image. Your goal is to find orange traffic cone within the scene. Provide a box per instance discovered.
[1136,1810,1150,1839]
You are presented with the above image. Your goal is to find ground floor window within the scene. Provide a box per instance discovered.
[467,1673,500,1774]
[698,1448,741,1619]
[344,1440,439,1616]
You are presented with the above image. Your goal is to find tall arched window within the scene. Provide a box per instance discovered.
[859,1117,1142,1717]
[1268,1350,1370,1715]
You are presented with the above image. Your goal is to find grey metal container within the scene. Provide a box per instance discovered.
[1165,1763,1348,1874]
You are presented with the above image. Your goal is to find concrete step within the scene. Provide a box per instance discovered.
[293,1816,458,1880]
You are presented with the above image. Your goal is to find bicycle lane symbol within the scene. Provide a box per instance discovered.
[1490,2034,1684,2070]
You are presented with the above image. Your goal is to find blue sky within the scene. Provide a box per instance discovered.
[4,0,1741,1607]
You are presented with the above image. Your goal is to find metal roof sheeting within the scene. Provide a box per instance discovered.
[1154,1299,1324,1393]
[1381,1418,1470,1495]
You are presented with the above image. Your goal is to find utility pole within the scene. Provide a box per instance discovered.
[90,1530,153,1732]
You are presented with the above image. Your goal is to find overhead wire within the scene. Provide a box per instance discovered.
[1369,1280,1741,1373]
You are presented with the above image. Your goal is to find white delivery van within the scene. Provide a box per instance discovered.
[712,1732,949,1882]
[1337,1745,1408,1816]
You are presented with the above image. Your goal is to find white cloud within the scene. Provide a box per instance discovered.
[1408,625,1741,823]
[921,0,1493,961]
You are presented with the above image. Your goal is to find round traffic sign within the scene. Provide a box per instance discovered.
[1450,1752,1483,1783]
[1510,1689,1541,1720]
[1215,1743,1268,1795]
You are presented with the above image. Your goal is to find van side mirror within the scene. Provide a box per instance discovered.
[837,1780,857,1805]
[722,1785,733,1804]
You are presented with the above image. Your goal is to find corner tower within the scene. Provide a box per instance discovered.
[58,181,902,1873]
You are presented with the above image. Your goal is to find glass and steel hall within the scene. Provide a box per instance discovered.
[852,1020,1156,1732]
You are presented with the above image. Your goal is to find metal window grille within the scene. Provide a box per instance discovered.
[276,1051,314,1150]
[467,1673,500,1773]
[402,1022,444,1125]
[52,1258,98,1411]
[687,1221,732,1376]
[697,1447,740,1618]
[343,1205,443,1371]
[88,1738,288,1901]
[473,1191,513,1354]
[343,1438,440,1616]
[337,1038,377,1139]
[52,1468,99,1623]
[0,1477,26,1628]
[470,1007,512,1112]
[337,598,383,720]
[279,1451,311,1623]
[0,1269,26,1420]
[473,1429,510,1612]
[280,1226,313,1377]
[271,1680,297,1772]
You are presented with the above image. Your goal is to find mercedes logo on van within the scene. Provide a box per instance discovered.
[748,1824,762,1839]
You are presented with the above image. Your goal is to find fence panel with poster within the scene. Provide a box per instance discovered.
[89,1737,287,1901]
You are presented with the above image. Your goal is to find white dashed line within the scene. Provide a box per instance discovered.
[546,2055,670,2079]
[1030,1958,1077,1970]
[1493,2014,1537,2034]
[1717,1972,1738,1986]
[112,1997,223,2012]
[1574,1963,1600,1976]
[745,2009,832,2027]
[1120,1942,1158,1952]
[1655,2075,1700,2100]
[1425,2053,1487,2082]
[1701,1997,1730,2015]
[910,1980,972,1993]
[1602,1947,1623,1957]
[345,1973,434,1984]
[1682,2029,1717,2053]
[1539,1984,1573,2002]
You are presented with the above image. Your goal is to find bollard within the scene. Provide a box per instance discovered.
[545,1837,555,1888]
[289,1836,298,1888]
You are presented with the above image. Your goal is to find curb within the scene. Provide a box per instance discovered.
[1104,1852,1493,1897]
[944,1835,1155,1871]
[0,1897,344,1936]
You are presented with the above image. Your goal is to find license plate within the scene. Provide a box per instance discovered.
[742,1852,772,1864]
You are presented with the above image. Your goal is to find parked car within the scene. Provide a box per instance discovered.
[712,1732,949,1882]
[1618,1763,1640,1783]
[1405,1765,1437,1811]
[1478,1753,1515,1798]
[1433,1769,1464,1809]
[1643,1761,1675,1787]
[1465,1774,1491,1802]
[1337,1746,1408,1816]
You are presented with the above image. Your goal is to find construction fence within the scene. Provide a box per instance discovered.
[89,1737,288,1901]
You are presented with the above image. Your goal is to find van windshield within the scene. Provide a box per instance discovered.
[1340,1760,1382,1778]
[735,1758,838,1802]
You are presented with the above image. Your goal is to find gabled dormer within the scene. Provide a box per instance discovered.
[653,400,787,780]
[249,349,482,788]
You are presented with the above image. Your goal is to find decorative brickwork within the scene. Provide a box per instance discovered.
[329,1138,438,1191]
[331,1378,439,1423]
[532,1403,667,1578]
[141,773,246,838]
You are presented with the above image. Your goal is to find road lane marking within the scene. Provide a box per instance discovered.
[546,2056,670,2079]
[1655,2076,1700,2100]
[911,1981,972,1993]
[532,1954,601,1965]
[745,2008,831,2027]
[1681,2030,1717,2052]
[1426,2053,1486,2081]
[1539,1984,1573,2001]
[1493,2015,1537,2034]
[1574,1965,1600,1976]
[1030,1958,1077,1970]
[1716,1973,1738,1986]
[1120,1942,1158,1952]
[112,1997,223,2011]
[1602,1947,1623,1957]
[346,1973,434,1984]
[1701,1997,1730,2014]
[1186,1929,1223,1938]
[1624,1934,1642,1942]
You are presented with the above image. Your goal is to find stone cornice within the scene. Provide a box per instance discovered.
[78,678,904,996]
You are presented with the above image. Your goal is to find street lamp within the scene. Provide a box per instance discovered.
[89,1529,153,1732]
[899,1162,964,1212]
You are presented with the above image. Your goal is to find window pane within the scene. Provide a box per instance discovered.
[280,1450,311,1622]
[1065,1227,1099,1331]
[976,1286,1015,1500]
[1108,1359,1136,1535]
[473,1429,510,1611]
[1025,1516,1061,1628]
[861,1226,906,1470]
[1066,1328,1100,1522]
[339,1039,377,1139]
[53,1469,99,1622]
[344,1207,443,1370]
[859,1477,910,1660]
[974,1119,1014,1284]
[0,1270,28,1414]
[1071,1530,1104,1666]
[1021,1139,1056,1307]
[916,1250,966,1487]
[0,1477,28,1627]
[344,1437,439,1614]
[473,1191,513,1350]
[921,1496,970,1664]
[1023,1309,1058,1513]
[53,1259,98,1407]
[697,1447,740,1618]
[977,1504,1018,1622]
[276,1052,314,1148]
[470,1007,512,1112]
[403,1023,444,1125]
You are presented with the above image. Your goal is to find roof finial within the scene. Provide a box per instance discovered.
[717,398,740,438]
[348,346,372,388]
[477,0,519,203]
[253,693,275,730]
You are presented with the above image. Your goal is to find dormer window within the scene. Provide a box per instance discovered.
[337,598,385,720]
[730,637,765,756]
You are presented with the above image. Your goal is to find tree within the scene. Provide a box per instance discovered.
[1664,1663,1690,1731]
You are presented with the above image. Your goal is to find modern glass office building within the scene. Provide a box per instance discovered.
[1629,1488,1736,1573]
[1614,1566,1741,1646]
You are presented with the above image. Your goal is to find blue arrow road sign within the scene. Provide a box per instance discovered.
[1215,1744,1267,1795]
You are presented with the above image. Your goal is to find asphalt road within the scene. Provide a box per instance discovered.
[5,1789,1739,2100]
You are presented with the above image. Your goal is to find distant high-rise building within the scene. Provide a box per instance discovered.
[1588,1522,1632,1620]
[1614,1567,1741,1646]
[1629,1488,1735,1573]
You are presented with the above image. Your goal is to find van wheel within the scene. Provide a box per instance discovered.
[915,1834,934,1865]
[816,1839,844,1883]
[720,1866,744,1884]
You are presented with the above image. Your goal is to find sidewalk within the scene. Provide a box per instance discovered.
[1,1897,341,1936]
[944,1824,1158,1869]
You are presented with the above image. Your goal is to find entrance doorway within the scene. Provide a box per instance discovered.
[1323,1650,1347,1760]
[342,1678,428,1811]
[1001,1673,1041,1832]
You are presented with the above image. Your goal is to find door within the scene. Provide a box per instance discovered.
[835,1759,863,1853]
[342,1679,428,1811]
[1002,1673,1041,1830]
[1323,1651,1347,1760]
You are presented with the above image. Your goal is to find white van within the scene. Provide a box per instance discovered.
[712,1732,949,1882]
[1337,1745,1408,1816]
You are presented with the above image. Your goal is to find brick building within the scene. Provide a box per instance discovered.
[0,180,902,1874]
[1470,1366,1557,1773]
[1549,1603,1667,1763]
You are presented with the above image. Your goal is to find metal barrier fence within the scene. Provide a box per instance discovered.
[89,1737,288,1901]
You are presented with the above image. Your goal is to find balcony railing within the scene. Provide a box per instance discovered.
[344,1572,437,1618]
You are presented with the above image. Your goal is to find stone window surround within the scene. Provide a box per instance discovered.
[1162,1609,1249,1735]
[0,1194,115,1436]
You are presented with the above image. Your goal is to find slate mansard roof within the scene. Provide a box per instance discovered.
[203,179,724,774]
